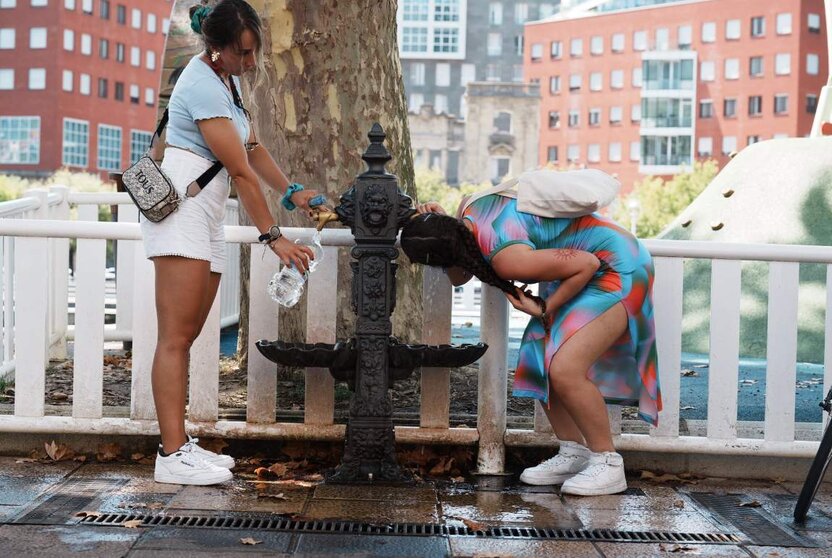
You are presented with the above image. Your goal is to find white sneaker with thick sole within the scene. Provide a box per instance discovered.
[519,441,590,485]
[560,451,627,496]
[154,444,233,486]
[183,435,235,469]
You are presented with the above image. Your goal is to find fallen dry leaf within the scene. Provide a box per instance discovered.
[672,499,685,509]
[451,476,466,483]
[97,442,122,462]
[451,516,487,532]
[75,511,102,518]
[15,458,37,464]
[74,455,87,462]
[131,453,145,462]
[122,519,144,528]
[739,500,762,508]
[147,502,165,510]
[49,391,68,401]
[256,492,288,500]
[240,537,262,545]
[659,543,698,553]
[44,440,73,462]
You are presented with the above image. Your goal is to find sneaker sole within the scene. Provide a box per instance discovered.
[560,478,628,496]
[154,470,233,486]
[519,471,579,485]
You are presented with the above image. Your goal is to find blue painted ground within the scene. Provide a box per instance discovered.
[221,325,827,423]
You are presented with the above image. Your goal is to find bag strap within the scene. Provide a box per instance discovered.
[147,108,224,192]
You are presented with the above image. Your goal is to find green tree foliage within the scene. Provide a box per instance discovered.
[614,160,718,238]
[413,166,487,215]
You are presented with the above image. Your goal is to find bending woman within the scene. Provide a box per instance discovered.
[141,0,321,485]
[401,188,660,496]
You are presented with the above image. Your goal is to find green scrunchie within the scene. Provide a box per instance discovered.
[190,5,212,34]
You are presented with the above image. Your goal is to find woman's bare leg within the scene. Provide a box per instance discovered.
[540,394,586,446]
[547,303,628,453]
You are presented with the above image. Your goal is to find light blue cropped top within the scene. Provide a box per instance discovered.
[165,55,251,161]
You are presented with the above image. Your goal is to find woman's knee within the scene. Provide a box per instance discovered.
[156,331,198,354]
[548,366,583,396]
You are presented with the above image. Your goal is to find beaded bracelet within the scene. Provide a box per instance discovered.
[281,182,304,211]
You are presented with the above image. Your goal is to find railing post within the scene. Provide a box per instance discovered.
[130,240,157,421]
[304,245,338,426]
[116,203,138,346]
[246,245,279,423]
[49,185,70,359]
[420,266,452,429]
[14,189,49,417]
[189,285,220,422]
[477,284,508,474]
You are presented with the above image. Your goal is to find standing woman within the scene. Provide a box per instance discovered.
[402,186,661,496]
[142,0,321,485]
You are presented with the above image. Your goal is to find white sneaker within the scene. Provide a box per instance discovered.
[154,443,233,486]
[182,436,235,469]
[519,441,590,485]
[560,451,627,496]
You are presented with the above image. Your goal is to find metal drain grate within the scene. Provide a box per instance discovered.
[14,478,126,525]
[79,513,740,544]
[688,493,821,548]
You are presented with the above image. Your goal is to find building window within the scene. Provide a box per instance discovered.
[408,92,423,112]
[722,136,737,155]
[514,2,528,23]
[115,42,124,62]
[749,56,763,77]
[548,110,560,129]
[147,13,156,33]
[808,13,821,33]
[590,35,603,55]
[698,137,712,157]
[432,27,459,53]
[775,53,790,75]
[633,30,646,51]
[0,116,40,164]
[774,94,788,114]
[589,72,602,91]
[434,93,448,113]
[588,107,601,126]
[655,27,669,50]
[460,63,474,86]
[677,25,692,49]
[433,0,459,22]
[131,8,141,29]
[609,106,622,124]
[699,100,713,118]
[0,0,15,7]
[587,144,600,163]
[81,0,92,13]
[65,0,74,9]
[630,141,640,161]
[550,40,561,59]
[97,124,121,170]
[63,29,74,51]
[116,3,125,24]
[493,111,511,134]
[610,69,624,89]
[609,142,622,162]
[530,42,542,61]
[435,62,450,86]
[611,33,624,52]
[29,28,46,49]
[540,3,555,19]
[547,145,558,162]
[487,32,502,56]
[490,157,510,182]
[725,19,741,40]
[807,94,818,113]
[488,2,502,25]
[748,95,763,116]
[630,103,641,122]
[567,144,580,163]
[162,18,169,34]
[31,0,47,6]
[568,109,579,128]
[569,73,581,92]
[776,13,792,35]
[549,75,560,94]
[144,87,154,106]
[0,69,13,90]
[80,33,91,55]
[570,38,582,57]
[724,98,737,118]
[146,50,156,70]
[747,135,761,146]
[486,64,500,81]
[79,73,90,95]
[62,69,72,91]
[28,68,45,90]
[406,63,424,87]
[0,28,13,49]
[632,67,642,87]
[751,16,765,37]
[114,81,123,101]
[97,77,107,98]
[130,46,140,66]
[99,38,108,59]
[807,54,820,75]
[403,0,429,21]
[701,22,716,43]
[130,130,152,163]
[724,58,739,80]
[62,118,89,167]
[99,0,108,18]
[700,60,715,81]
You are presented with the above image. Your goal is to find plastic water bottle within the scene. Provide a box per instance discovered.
[267,231,324,308]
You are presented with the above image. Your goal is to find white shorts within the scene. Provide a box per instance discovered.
[140,147,231,273]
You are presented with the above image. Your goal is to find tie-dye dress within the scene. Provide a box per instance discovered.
[463,194,662,426]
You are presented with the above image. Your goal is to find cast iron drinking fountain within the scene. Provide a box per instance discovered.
[256,123,487,484]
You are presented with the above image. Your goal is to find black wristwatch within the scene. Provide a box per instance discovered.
[258,224,282,244]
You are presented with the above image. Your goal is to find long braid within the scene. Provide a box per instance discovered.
[447,218,515,295]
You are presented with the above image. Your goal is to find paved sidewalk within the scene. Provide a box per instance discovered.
[0,455,830,557]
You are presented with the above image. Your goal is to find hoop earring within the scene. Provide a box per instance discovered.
[210,51,220,63]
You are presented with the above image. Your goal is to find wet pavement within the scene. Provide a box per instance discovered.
[0,456,831,557]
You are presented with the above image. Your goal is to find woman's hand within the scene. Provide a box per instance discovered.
[270,237,315,273]
[290,189,324,212]
[505,286,544,318]
[416,201,447,215]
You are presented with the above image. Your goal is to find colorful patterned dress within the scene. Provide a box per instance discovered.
[463,194,662,426]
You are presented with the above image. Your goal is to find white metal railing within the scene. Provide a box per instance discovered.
[0,211,831,470]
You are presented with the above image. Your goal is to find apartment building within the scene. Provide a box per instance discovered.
[525,0,828,190]
[0,0,171,178]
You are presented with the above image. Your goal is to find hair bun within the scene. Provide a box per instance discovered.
[189,5,212,34]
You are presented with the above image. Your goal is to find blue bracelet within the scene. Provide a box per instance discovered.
[281,182,304,211]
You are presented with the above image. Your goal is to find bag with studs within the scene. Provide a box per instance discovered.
[121,109,223,223]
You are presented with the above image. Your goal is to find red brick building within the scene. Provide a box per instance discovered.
[0,0,171,178]
[525,0,828,191]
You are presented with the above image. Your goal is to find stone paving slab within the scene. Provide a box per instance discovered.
[166,483,310,515]
[0,524,140,557]
[449,537,602,557]
[304,498,439,524]
[594,542,749,557]
[294,533,450,557]
[439,491,582,529]
[131,527,293,553]
[312,484,437,502]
